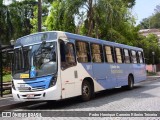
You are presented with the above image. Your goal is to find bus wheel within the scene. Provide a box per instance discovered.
[127,75,134,89]
[81,81,92,101]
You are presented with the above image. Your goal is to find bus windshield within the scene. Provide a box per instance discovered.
[13,41,57,79]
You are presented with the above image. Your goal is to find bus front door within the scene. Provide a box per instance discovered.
[60,41,78,98]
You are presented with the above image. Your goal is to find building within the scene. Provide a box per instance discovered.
[139,29,160,72]
[139,29,160,44]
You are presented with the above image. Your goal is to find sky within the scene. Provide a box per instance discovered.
[132,0,160,25]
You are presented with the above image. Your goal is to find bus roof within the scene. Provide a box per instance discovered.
[15,31,143,51]
[62,31,143,51]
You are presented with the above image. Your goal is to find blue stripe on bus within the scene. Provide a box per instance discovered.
[24,75,53,89]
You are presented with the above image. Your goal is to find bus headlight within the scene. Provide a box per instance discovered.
[49,76,57,87]
[12,81,16,90]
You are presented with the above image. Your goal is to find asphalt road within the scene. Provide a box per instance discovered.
[7,78,160,120]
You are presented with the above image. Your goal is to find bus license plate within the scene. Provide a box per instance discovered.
[27,94,34,98]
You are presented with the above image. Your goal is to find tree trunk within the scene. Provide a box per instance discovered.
[38,0,42,32]
[87,0,93,37]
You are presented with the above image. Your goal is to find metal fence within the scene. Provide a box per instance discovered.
[0,45,13,97]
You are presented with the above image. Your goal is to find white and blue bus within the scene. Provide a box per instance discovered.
[12,31,146,101]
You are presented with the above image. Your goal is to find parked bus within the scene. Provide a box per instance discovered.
[12,31,146,101]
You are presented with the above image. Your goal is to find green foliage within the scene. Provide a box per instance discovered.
[44,0,160,64]
[3,74,11,82]
[30,0,50,33]
[0,0,36,44]
[0,0,2,5]
[45,0,136,40]
[140,5,160,29]
[3,90,11,95]
[137,34,160,64]
[30,6,38,33]
[140,13,160,29]
[147,71,157,76]
[139,18,150,29]
[123,0,135,8]
[150,13,160,28]
[45,0,76,32]
[1,0,160,65]
[138,5,160,64]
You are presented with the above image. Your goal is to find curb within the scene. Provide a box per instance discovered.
[147,76,160,81]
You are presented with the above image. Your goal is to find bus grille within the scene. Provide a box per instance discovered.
[17,85,46,92]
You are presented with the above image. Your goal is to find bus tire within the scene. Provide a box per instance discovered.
[127,75,134,90]
[81,80,92,101]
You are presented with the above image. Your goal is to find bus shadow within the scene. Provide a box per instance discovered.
[21,80,160,110]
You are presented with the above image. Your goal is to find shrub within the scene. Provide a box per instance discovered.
[2,67,11,75]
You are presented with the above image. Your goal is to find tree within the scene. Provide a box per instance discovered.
[46,0,136,41]
[123,0,135,8]
[0,0,36,44]
[150,13,160,28]
[38,0,42,32]
[138,4,160,64]
[138,34,160,64]
[31,0,53,33]
[45,0,76,33]
[139,4,160,29]
[139,18,150,29]
[0,0,2,5]
[78,0,137,41]
[154,5,160,13]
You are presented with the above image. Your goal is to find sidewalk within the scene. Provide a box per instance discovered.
[147,71,160,80]
[0,76,159,111]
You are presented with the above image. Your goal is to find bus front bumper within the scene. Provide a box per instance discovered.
[12,86,61,101]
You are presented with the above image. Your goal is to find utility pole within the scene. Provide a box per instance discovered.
[152,51,155,72]
[38,0,42,32]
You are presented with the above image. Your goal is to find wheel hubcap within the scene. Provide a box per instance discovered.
[83,85,89,96]
[129,77,133,88]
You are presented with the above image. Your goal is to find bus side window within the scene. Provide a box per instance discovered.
[91,43,104,63]
[104,46,114,63]
[76,41,91,63]
[60,41,76,69]
[138,51,144,63]
[131,50,137,63]
[124,49,130,63]
[115,47,123,63]
[65,43,76,65]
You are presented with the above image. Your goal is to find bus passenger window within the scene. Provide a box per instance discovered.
[104,46,114,63]
[91,44,103,63]
[66,43,76,64]
[115,48,123,63]
[60,41,76,69]
[76,41,91,62]
[138,51,144,63]
[131,50,137,63]
[124,49,130,63]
